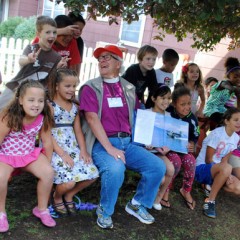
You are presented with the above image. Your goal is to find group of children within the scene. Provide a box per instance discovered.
[127,44,240,219]
[0,14,240,233]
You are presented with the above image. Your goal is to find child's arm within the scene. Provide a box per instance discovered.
[56,56,70,69]
[221,152,232,163]
[196,86,205,117]
[218,80,236,92]
[19,48,41,67]
[52,136,74,168]
[57,25,80,36]
[155,146,170,155]
[0,113,10,145]
[187,141,195,153]
[39,127,53,162]
[205,146,215,164]
[74,112,92,164]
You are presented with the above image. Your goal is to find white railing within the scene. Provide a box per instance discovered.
[0,37,184,89]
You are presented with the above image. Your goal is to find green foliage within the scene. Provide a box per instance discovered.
[0,16,36,41]
[0,16,24,38]
[14,16,36,41]
[57,0,240,51]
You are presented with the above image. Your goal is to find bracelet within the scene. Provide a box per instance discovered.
[60,151,67,158]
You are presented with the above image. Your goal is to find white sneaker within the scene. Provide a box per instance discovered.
[153,203,162,211]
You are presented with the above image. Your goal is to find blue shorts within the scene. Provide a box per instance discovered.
[195,162,216,185]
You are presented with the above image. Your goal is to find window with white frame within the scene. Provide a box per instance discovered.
[119,15,146,47]
[42,0,65,18]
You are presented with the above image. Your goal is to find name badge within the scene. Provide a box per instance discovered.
[107,97,123,108]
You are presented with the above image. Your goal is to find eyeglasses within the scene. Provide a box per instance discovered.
[97,54,119,62]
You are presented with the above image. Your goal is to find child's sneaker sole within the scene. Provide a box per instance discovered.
[97,218,113,229]
[203,210,216,218]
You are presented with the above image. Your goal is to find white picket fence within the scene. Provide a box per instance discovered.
[0,37,184,90]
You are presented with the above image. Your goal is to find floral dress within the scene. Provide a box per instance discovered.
[51,102,98,184]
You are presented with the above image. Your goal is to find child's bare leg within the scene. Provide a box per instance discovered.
[223,175,240,195]
[159,152,182,207]
[23,154,54,210]
[161,190,170,207]
[208,162,232,201]
[0,163,14,212]
[154,156,174,204]
[54,182,75,204]
[232,167,240,180]
[64,178,97,202]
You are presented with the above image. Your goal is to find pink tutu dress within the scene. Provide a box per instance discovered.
[0,114,43,168]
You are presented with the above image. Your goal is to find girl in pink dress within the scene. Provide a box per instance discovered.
[0,80,55,232]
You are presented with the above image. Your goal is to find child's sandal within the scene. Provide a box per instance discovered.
[52,202,68,216]
[64,201,77,215]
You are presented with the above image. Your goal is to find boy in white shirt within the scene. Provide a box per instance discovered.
[155,49,179,87]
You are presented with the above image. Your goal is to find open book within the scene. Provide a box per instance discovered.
[133,109,189,154]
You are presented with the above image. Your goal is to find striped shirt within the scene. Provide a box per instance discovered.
[203,80,233,117]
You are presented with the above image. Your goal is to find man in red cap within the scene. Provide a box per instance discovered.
[79,45,166,229]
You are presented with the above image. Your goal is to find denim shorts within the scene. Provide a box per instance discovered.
[195,162,215,185]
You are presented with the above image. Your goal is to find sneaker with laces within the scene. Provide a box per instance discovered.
[96,206,113,229]
[125,201,155,224]
[203,199,216,218]
[33,207,56,227]
[0,212,9,233]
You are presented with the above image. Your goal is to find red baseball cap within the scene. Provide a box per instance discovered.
[93,45,123,59]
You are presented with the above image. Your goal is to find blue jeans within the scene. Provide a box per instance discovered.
[92,137,166,216]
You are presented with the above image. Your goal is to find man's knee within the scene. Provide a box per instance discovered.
[152,157,166,178]
[101,161,125,182]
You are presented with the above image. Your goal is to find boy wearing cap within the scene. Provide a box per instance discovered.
[79,45,166,229]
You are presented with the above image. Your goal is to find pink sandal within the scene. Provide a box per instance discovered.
[0,212,9,232]
[32,207,56,227]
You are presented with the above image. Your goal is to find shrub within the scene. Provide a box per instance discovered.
[14,16,36,41]
[0,16,25,38]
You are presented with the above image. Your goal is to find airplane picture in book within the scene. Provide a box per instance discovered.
[167,130,183,139]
